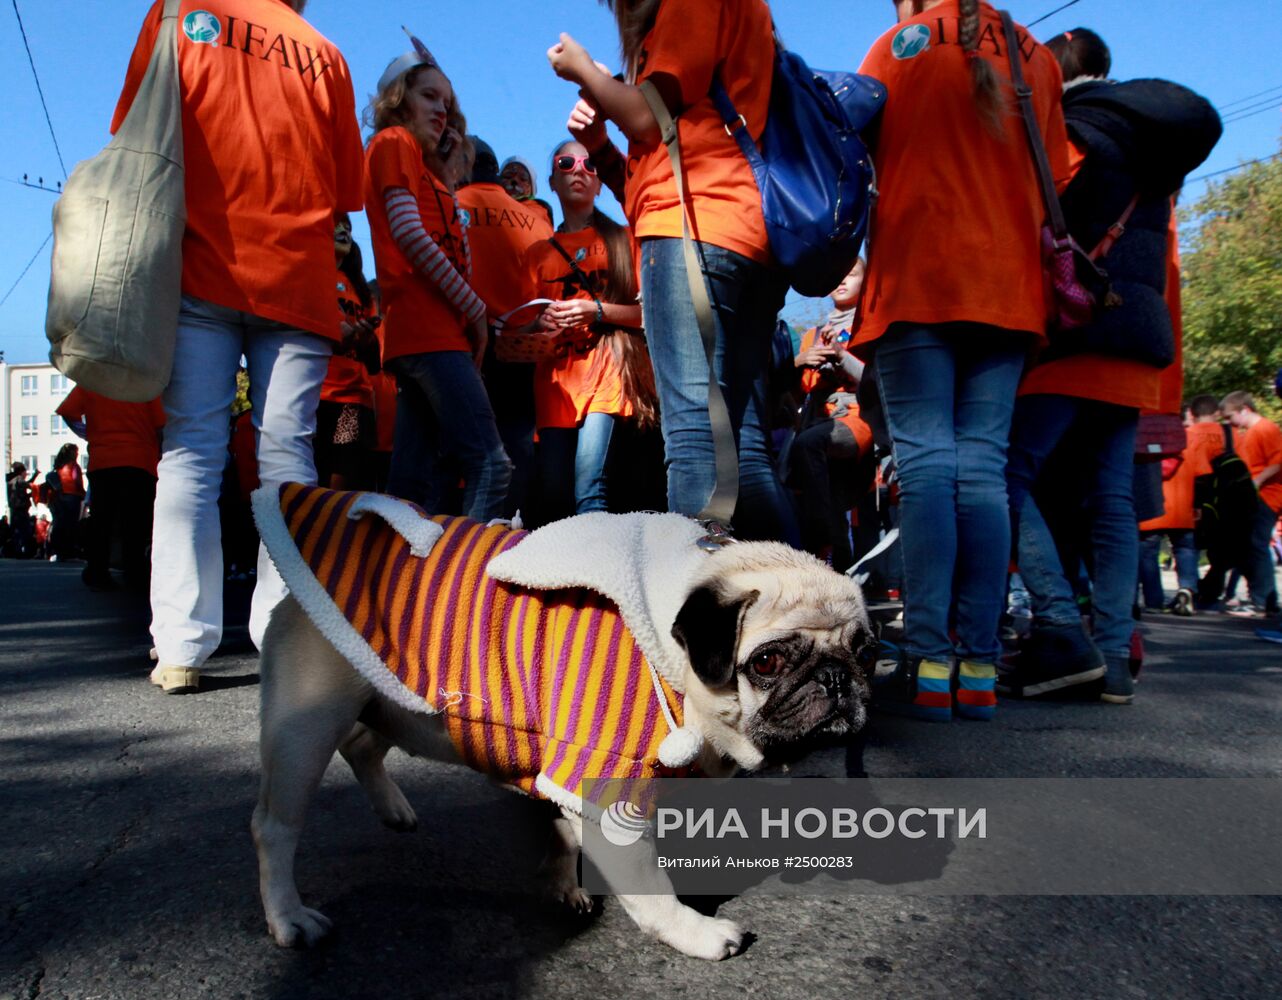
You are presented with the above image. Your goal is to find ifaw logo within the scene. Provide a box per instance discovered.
[183,11,221,45]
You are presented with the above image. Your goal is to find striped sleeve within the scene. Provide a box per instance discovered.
[384,187,486,324]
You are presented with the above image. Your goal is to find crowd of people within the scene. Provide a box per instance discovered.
[9,0,1276,717]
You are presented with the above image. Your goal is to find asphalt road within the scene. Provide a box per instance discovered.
[2,558,1281,1000]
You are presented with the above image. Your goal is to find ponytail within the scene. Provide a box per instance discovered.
[959,0,1005,135]
[590,207,659,429]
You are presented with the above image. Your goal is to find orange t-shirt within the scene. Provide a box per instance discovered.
[320,268,374,409]
[458,183,554,318]
[624,0,774,264]
[1238,418,1282,513]
[1183,420,1227,479]
[57,386,165,476]
[370,371,398,454]
[365,127,471,360]
[524,229,630,430]
[110,0,363,341]
[853,1,1070,348]
[798,328,873,457]
[1023,200,1182,411]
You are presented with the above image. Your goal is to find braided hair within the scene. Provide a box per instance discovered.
[958,0,1005,134]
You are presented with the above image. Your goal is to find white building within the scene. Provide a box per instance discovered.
[2,361,86,518]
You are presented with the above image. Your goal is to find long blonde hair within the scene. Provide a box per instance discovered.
[366,66,474,188]
[599,0,661,82]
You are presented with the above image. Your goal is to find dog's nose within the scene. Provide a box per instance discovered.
[815,662,849,696]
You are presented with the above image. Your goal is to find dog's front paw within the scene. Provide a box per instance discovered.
[667,914,746,961]
[374,785,419,832]
[267,905,333,948]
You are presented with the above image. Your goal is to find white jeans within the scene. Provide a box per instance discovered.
[150,296,331,667]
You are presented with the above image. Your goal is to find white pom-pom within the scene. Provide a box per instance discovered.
[658,726,703,768]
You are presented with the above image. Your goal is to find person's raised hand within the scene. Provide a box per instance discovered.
[548,33,596,85]
[568,98,607,151]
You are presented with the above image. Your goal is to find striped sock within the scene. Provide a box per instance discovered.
[956,660,997,720]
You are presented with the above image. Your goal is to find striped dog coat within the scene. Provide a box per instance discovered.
[255,483,692,809]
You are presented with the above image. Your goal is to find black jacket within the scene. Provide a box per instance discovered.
[1048,78,1221,367]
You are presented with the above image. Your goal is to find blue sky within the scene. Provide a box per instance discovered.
[2,0,1279,362]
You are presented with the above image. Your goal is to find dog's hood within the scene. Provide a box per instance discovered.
[486,511,707,694]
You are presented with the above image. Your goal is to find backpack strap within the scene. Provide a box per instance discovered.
[1000,11,1069,244]
[1089,195,1140,262]
[640,79,738,531]
[546,236,603,319]
[1223,422,1237,457]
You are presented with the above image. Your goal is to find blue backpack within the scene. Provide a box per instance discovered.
[712,51,886,297]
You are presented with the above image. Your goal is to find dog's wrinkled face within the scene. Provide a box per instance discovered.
[671,542,873,768]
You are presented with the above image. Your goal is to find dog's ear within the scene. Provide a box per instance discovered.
[671,585,759,688]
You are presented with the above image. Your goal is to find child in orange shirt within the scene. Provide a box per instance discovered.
[525,141,655,525]
[547,0,799,544]
[365,41,510,520]
[791,260,874,573]
[316,215,380,491]
[1221,391,1282,616]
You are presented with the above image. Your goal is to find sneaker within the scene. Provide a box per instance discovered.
[872,657,952,723]
[149,663,200,695]
[997,621,1105,698]
[1101,655,1134,705]
[1227,606,1269,620]
[1256,629,1282,645]
[1170,589,1195,617]
[955,661,997,721]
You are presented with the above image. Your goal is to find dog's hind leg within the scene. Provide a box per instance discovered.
[338,722,418,832]
[537,808,595,914]
[252,598,370,948]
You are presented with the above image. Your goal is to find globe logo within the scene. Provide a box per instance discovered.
[183,11,222,45]
[575,247,588,262]
[458,208,472,228]
[601,800,649,847]
[892,24,931,60]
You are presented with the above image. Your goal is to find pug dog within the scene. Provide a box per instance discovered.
[251,492,871,962]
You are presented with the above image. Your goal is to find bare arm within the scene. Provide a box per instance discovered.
[548,33,664,146]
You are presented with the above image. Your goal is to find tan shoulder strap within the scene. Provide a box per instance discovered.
[639,79,738,531]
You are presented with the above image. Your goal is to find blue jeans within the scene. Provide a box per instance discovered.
[875,323,1027,664]
[1008,395,1139,660]
[152,296,331,666]
[1245,496,1279,611]
[1139,529,1198,608]
[386,351,511,522]
[537,412,617,523]
[639,238,799,544]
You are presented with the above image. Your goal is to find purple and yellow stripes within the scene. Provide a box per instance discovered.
[277,483,689,805]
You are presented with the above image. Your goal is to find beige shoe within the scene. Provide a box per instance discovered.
[150,663,200,694]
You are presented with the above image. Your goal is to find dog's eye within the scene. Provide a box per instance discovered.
[751,652,787,676]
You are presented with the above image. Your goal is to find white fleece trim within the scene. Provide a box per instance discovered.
[534,772,583,816]
[485,512,707,693]
[251,486,443,719]
[346,491,445,557]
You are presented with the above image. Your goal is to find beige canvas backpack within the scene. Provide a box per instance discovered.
[45,0,184,402]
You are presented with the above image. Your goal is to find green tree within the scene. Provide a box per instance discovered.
[1181,151,1282,414]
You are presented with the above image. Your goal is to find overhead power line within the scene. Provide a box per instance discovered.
[0,231,52,309]
[1028,0,1084,29]
[1222,102,1282,127]
[10,0,67,179]
[1218,83,1282,114]
[1187,153,1281,186]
